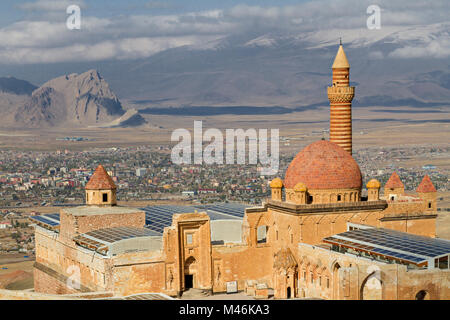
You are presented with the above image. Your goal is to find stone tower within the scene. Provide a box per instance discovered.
[327,43,355,154]
[85,164,117,206]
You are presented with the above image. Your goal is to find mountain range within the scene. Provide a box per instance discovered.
[0,22,449,128]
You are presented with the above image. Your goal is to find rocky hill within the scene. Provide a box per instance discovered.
[13,70,127,128]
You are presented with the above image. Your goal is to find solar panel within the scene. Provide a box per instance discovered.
[324,227,450,266]
[29,215,60,227]
[73,226,157,255]
[44,213,60,222]
[81,226,155,243]
[194,203,249,218]
[141,203,249,233]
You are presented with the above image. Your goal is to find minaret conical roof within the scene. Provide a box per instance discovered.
[416,175,436,193]
[85,165,116,190]
[385,172,404,189]
[332,44,350,69]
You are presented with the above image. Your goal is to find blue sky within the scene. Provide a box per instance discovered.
[0,0,447,65]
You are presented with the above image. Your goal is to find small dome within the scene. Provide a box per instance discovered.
[270,178,283,188]
[294,182,307,192]
[366,179,381,189]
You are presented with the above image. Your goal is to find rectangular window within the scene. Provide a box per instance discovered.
[186,233,193,245]
[327,278,330,288]
[102,193,108,202]
[310,273,313,284]
[319,276,322,286]
[257,226,268,244]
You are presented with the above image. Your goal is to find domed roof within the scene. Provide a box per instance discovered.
[294,182,308,192]
[366,179,381,189]
[270,177,283,188]
[284,140,362,190]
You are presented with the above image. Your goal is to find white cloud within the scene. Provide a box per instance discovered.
[389,39,450,59]
[1,0,449,64]
[0,36,216,64]
[18,0,86,11]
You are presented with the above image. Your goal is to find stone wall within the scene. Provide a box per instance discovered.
[34,227,110,293]
[295,243,450,300]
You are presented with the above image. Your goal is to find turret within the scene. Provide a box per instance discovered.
[293,182,308,204]
[416,175,437,212]
[384,172,404,200]
[366,179,380,201]
[85,165,117,206]
[270,178,283,201]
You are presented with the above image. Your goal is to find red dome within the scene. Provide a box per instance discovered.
[284,140,362,190]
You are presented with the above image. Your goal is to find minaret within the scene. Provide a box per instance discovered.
[327,42,355,154]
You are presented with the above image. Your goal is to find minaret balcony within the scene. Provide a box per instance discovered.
[327,86,355,103]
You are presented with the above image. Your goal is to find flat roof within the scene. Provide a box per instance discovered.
[323,227,450,266]
[63,205,143,216]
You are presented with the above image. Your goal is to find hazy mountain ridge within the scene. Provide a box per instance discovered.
[0,23,449,125]
[0,77,37,96]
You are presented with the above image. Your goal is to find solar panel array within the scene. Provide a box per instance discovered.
[29,214,60,230]
[143,205,198,234]
[78,226,156,244]
[142,203,250,235]
[99,293,174,300]
[44,213,60,222]
[195,203,248,219]
[324,227,450,266]
[73,226,157,255]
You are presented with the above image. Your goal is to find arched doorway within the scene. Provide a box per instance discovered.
[184,256,196,290]
[360,273,382,300]
[415,290,430,300]
[287,287,291,299]
[332,263,341,300]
